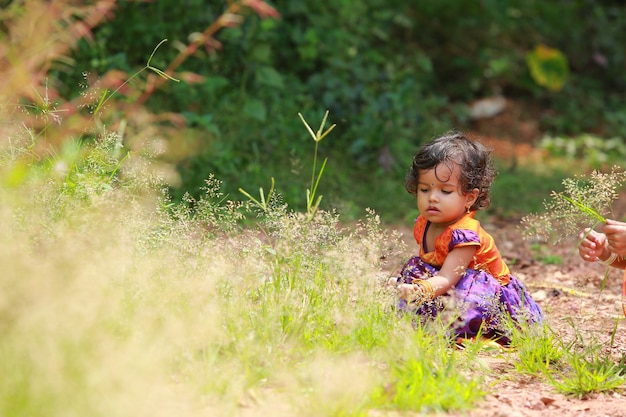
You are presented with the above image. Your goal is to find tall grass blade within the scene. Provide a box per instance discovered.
[558,193,606,223]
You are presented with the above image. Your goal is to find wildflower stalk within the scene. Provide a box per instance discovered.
[239,111,336,222]
[522,168,626,317]
[298,110,336,220]
[238,177,275,213]
[92,39,179,119]
[521,168,626,244]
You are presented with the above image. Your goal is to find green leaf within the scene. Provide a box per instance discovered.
[558,194,606,223]
[242,98,267,122]
[526,44,569,92]
[255,66,285,89]
[205,76,231,93]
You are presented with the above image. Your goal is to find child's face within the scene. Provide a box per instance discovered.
[416,163,478,226]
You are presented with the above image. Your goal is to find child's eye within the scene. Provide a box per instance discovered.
[419,188,428,193]
[442,190,453,195]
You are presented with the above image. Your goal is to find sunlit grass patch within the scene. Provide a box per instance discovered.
[4,95,626,416]
[369,322,487,414]
[541,321,626,398]
[0,145,491,416]
[510,324,566,376]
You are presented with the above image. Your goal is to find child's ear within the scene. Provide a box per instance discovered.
[466,188,479,207]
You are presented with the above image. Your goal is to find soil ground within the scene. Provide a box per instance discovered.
[391,100,626,417]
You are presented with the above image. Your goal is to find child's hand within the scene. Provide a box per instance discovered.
[387,276,400,288]
[397,283,418,301]
[578,228,607,262]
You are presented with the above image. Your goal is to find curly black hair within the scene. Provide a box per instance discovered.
[405,131,497,211]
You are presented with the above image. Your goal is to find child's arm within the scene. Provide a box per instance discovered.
[397,246,477,301]
[427,246,478,295]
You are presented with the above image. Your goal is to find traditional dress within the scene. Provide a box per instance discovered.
[397,212,543,343]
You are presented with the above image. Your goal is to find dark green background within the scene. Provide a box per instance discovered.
[52,0,626,222]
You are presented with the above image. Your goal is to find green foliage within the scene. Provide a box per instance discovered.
[511,323,626,398]
[371,326,485,413]
[511,325,566,375]
[61,132,129,198]
[44,0,626,222]
[540,134,626,170]
[488,163,570,219]
[550,349,626,398]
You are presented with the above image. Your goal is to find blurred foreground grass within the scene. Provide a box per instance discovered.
[3,124,623,417]
[0,151,494,416]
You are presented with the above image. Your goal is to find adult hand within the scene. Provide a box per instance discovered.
[578,228,607,262]
[602,219,626,256]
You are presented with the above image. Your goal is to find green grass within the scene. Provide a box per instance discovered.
[0,165,483,416]
[488,163,571,220]
[543,322,626,398]
[2,155,622,417]
[511,324,566,376]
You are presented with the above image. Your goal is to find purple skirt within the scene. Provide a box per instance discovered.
[397,256,543,342]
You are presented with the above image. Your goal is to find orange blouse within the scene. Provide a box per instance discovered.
[413,212,511,285]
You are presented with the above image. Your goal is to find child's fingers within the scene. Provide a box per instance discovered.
[397,283,417,300]
[579,229,599,244]
[578,243,589,255]
[580,252,598,262]
[587,232,607,248]
[387,277,399,287]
